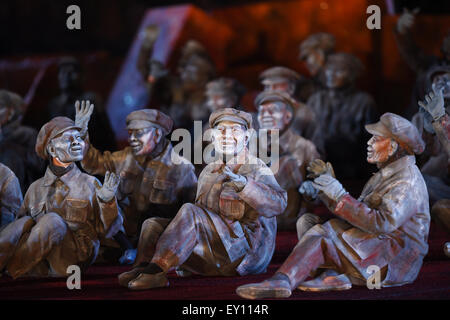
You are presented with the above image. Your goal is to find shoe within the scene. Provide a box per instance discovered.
[236,279,292,300]
[118,267,144,287]
[297,269,352,292]
[175,267,193,277]
[127,272,169,290]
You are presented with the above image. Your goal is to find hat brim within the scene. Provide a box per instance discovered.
[212,115,248,128]
[365,121,391,138]
[50,125,82,141]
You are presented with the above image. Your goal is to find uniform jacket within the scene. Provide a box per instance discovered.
[0,163,22,226]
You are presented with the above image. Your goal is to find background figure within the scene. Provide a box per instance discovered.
[0,90,45,192]
[298,32,336,102]
[255,90,320,230]
[394,8,450,119]
[46,57,116,151]
[138,39,216,132]
[0,163,22,227]
[307,53,378,180]
[259,66,323,154]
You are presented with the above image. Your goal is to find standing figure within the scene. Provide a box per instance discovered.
[255,91,320,230]
[259,66,322,153]
[138,39,216,132]
[0,163,22,227]
[298,32,336,102]
[0,117,122,278]
[418,87,450,257]
[236,113,429,299]
[46,56,116,151]
[0,90,45,192]
[394,8,450,119]
[307,53,378,179]
[79,104,197,265]
[118,108,287,290]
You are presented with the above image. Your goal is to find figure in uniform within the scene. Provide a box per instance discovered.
[78,103,197,265]
[418,87,450,257]
[394,8,450,119]
[0,90,45,192]
[236,113,429,299]
[0,117,122,278]
[138,39,216,132]
[298,32,336,102]
[255,90,320,230]
[0,163,22,227]
[118,108,287,290]
[307,53,378,179]
[259,66,322,154]
[46,57,116,151]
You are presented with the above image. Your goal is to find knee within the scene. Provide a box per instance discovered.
[296,213,320,240]
[36,212,67,235]
[141,218,163,233]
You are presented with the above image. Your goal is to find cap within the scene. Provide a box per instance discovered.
[126,109,173,135]
[209,108,253,129]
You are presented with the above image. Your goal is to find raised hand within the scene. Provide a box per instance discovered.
[97,171,120,202]
[418,88,445,121]
[75,100,94,137]
[306,159,335,179]
[299,181,319,201]
[397,7,420,34]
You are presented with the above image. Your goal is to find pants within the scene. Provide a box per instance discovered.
[0,213,68,278]
[431,199,450,232]
[135,217,170,266]
[151,203,239,276]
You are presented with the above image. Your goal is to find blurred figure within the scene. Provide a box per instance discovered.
[298,32,336,102]
[0,90,44,192]
[0,163,22,227]
[46,57,116,151]
[394,7,450,119]
[307,53,378,180]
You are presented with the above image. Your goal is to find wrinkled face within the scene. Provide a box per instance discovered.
[212,120,249,156]
[206,94,236,112]
[263,81,295,96]
[58,64,81,91]
[257,101,292,131]
[128,126,160,156]
[367,135,394,164]
[431,72,450,99]
[305,50,326,76]
[179,64,209,91]
[324,64,350,89]
[48,129,85,163]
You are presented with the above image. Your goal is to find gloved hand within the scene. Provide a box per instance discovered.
[312,175,348,202]
[75,100,94,138]
[418,88,446,121]
[223,166,247,192]
[299,181,319,200]
[306,159,335,179]
[97,171,120,202]
[397,7,419,34]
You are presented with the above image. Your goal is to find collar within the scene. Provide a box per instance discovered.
[379,155,416,179]
[42,163,81,187]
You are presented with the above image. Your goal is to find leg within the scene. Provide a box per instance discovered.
[134,217,170,266]
[296,213,322,241]
[431,199,450,257]
[236,225,343,299]
[0,216,35,270]
[7,212,67,279]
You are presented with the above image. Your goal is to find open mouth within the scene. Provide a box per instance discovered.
[130,142,142,151]
[70,146,82,153]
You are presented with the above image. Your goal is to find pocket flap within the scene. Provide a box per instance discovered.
[66,199,89,208]
[153,179,174,190]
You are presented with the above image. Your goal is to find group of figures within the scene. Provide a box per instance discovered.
[0,11,449,299]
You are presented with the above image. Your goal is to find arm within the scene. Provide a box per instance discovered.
[81,140,117,176]
[333,182,417,234]
[238,166,287,218]
[432,114,450,157]
[0,174,23,225]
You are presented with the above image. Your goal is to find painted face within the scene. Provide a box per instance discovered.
[48,129,85,163]
[263,81,295,95]
[128,127,159,156]
[206,94,235,112]
[367,135,393,164]
[305,50,325,77]
[257,101,291,131]
[324,63,350,89]
[431,72,450,99]
[58,64,81,91]
[212,120,248,156]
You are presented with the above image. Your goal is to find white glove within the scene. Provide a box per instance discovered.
[299,181,319,200]
[97,171,120,202]
[312,175,348,202]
